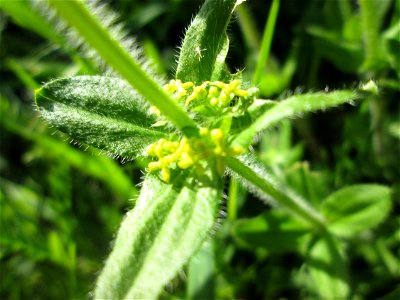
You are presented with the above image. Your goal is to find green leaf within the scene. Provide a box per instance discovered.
[187,242,215,300]
[306,233,350,298]
[232,210,311,252]
[176,0,241,84]
[210,37,231,81]
[94,172,222,299]
[233,90,358,147]
[321,184,391,238]
[35,76,166,158]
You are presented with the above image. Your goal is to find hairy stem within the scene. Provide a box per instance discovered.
[226,156,326,229]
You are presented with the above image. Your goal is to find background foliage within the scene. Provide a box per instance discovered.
[1,0,399,299]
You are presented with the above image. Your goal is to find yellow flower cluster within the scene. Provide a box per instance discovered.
[162,79,250,109]
[146,128,244,182]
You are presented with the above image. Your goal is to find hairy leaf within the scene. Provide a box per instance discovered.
[94,172,222,299]
[233,90,358,147]
[322,184,391,237]
[35,76,166,158]
[176,0,241,84]
[210,37,231,81]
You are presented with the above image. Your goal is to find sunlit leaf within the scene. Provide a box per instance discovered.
[94,173,222,299]
[187,243,215,300]
[322,184,391,238]
[176,0,241,84]
[35,76,166,158]
[306,233,350,298]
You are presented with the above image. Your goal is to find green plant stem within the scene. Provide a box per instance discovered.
[358,0,381,67]
[358,0,385,158]
[48,0,197,134]
[369,95,384,157]
[252,0,280,85]
[227,177,239,221]
[226,156,326,229]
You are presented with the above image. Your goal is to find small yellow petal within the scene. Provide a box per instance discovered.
[211,128,223,141]
[210,97,218,106]
[200,128,209,136]
[178,157,194,169]
[161,168,171,183]
[149,161,162,171]
[183,81,194,89]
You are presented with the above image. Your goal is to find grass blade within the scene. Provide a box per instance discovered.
[253,0,280,85]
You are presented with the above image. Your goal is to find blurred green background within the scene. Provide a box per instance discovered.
[0,0,399,299]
